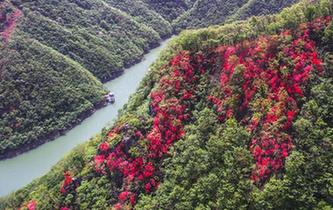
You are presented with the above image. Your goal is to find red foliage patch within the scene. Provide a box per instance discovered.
[19,200,37,210]
[0,6,22,43]
[60,171,73,194]
[90,16,330,207]
[92,51,207,208]
[208,16,330,185]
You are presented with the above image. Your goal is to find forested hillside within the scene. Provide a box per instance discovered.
[104,0,172,38]
[229,0,301,20]
[0,0,302,159]
[0,0,110,159]
[173,0,299,32]
[142,0,192,22]
[0,0,172,159]
[1,0,332,209]
[0,34,107,160]
[14,0,165,81]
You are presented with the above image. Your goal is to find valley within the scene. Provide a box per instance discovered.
[0,0,332,209]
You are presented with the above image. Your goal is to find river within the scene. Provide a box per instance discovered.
[0,38,172,197]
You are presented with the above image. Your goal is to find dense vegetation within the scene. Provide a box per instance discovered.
[1,0,332,209]
[229,0,301,21]
[142,0,192,22]
[104,0,172,38]
[14,0,165,81]
[0,0,171,159]
[172,0,299,32]
[0,35,107,159]
[0,0,300,159]
[0,0,109,159]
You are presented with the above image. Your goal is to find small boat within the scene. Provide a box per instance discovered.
[106,92,115,104]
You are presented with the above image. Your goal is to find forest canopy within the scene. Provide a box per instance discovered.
[1,0,332,209]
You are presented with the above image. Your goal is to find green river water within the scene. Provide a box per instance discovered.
[0,38,172,197]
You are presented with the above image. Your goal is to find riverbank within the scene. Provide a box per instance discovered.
[0,37,173,196]
[99,40,166,83]
[0,99,108,160]
[0,38,168,161]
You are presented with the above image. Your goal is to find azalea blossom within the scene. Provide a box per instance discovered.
[27,200,37,210]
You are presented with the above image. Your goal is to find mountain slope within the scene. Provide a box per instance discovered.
[0,0,176,159]
[172,0,299,32]
[229,0,302,21]
[0,0,302,159]
[0,34,107,159]
[104,0,172,38]
[137,14,333,210]
[142,0,191,22]
[1,0,332,209]
[173,0,248,32]
[15,0,164,81]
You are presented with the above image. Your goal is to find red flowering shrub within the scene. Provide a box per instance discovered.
[91,51,207,208]
[19,200,36,210]
[60,171,73,194]
[113,203,122,210]
[99,142,110,152]
[118,191,130,202]
[27,200,37,210]
[206,16,331,185]
[90,16,330,207]
[0,5,22,43]
[94,154,106,173]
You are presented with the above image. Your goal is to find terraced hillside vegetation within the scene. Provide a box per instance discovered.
[1,0,332,209]
[0,0,299,160]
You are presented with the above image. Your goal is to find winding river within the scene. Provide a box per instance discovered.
[0,38,172,197]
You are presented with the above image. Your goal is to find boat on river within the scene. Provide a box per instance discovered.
[0,37,172,197]
[106,92,115,104]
